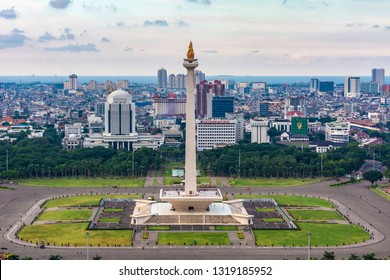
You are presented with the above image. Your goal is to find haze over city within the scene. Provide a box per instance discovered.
[1,0,390,76]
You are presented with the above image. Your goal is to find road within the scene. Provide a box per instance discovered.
[0,179,389,260]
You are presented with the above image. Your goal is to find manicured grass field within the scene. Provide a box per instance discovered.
[38,209,93,221]
[163,177,183,186]
[256,208,275,213]
[99,218,121,223]
[18,178,145,188]
[18,223,133,246]
[163,162,184,177]
[370,187,390,201]
[254,223,369,247]
[289,210,344,221]
[214,226,238,231]
[152,178,158,186]
[103,208,124,213]
[229,178,318,188]
[215,178,222,187]
[235,194,333,208]
[262,218,284,222]
[44,194,141,208]
[158,232,230,245]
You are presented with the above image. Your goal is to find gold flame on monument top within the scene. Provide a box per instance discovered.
[187,41,195,61]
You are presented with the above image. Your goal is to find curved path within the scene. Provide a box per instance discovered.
[0,179,389,260]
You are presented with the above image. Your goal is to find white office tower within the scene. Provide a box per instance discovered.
[372,68,385,88]
[344,76,361,98]
[104,90,137,150]
[250,118,270,144]
[196,119,238,150]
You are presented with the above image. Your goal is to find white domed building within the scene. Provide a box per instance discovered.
[103,89,137,150]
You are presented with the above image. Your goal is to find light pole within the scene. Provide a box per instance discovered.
[307,231,311,260]
[86,231,90,260]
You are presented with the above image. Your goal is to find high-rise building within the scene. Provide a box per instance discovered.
[168,74,176,88]
[117,80,129,89]
[310,78,319,93]
[372,68,385,88]
[69,74,78,90]
[382,84,390,98]
[344,76,361,98]
[104,89,136,150]
[250,118,270,144]
[212,96,234,118]
[153,93,186,116]
[361,81,380,94]
[157,68,167,88]
[176,74,185,89]
[259,101,270,117]
[196,80,225,118]
[195,70,205,84]
[318,81,334,93]
[196,119,237,150]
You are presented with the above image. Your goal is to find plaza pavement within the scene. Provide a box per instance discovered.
[0,179,389,260]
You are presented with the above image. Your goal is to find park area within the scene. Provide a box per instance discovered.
[237,194,369,247]
[15,193,370,248]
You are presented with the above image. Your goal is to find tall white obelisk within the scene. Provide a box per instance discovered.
[183,41,198,196]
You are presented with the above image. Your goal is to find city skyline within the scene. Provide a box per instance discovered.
[1,0,390,76]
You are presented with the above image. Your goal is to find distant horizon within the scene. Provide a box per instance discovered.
[0,75,379,85]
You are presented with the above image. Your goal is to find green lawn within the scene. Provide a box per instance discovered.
[18,223,132,246]
[44,194,140,208]
[103,208,124,213]
[152,178,158,186]
[18,178,145,188]
[263,218,284,222]
[254,223,369,247]
[235,194,333,208]
[163,177,183,186]
[99,218,121,223]
[229,178,318,188]
[158,232,230,245]
[256,208,275,213]
[289,210,344,221]
[38,209,93,221]
[370,187,390,201]
[215,178,222,187]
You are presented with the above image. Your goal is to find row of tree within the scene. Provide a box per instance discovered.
[0,129,387,180]
[198,142,368,178]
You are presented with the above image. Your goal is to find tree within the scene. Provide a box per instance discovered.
[384,169,390,182]
[363,170,383,186]
[21,256,33,260]
[322,251,335,260]
[92,255,102,260]
[49,255,63,260]
[267,127,280,143]
[348,253,361,260]
[362,253,377,260]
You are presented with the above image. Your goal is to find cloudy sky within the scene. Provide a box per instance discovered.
[1,0,390,76]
